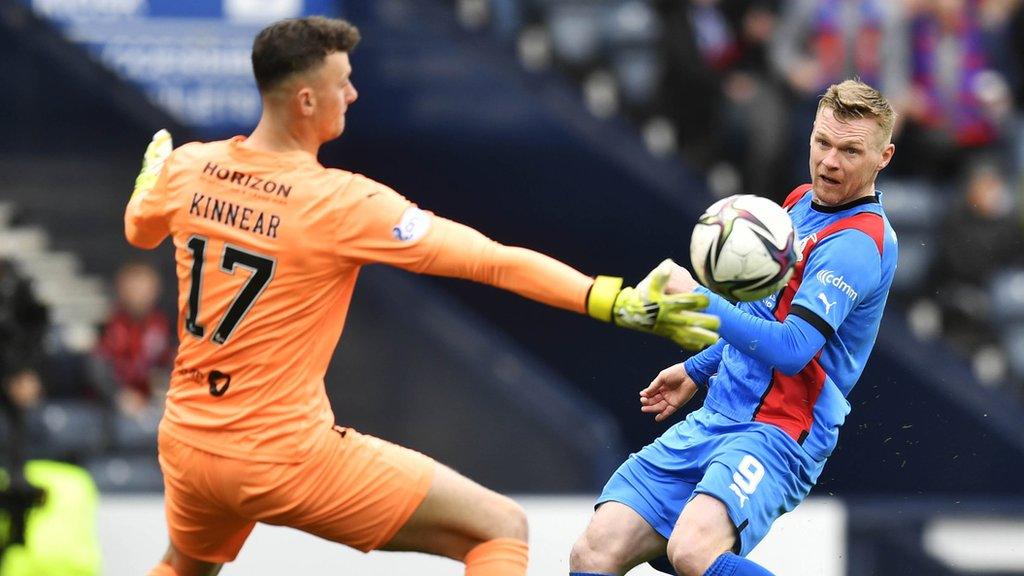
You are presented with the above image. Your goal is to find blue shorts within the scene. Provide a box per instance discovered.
[597,406,825,556]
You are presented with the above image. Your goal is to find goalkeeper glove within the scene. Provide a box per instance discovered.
[132,129,173,200]
[587,259,720,350]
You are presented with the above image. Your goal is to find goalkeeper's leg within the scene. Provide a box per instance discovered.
[380,462,529,576]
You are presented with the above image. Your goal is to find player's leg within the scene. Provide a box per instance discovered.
[570,436,712,576]
[265,427,525,575]
[667,425,819,576]
[568,502,667,575]
[380,461,529,575]
[147,543,223,576]
[666,493,776,576]
[149,433,256,575]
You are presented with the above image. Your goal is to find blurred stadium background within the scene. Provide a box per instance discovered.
[1,0,1023,574]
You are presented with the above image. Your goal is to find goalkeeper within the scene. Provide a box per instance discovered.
[128,16,719,576]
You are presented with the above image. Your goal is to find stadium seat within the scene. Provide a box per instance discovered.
[610,47,660,110]
[544,1,614,70]
[113,410,160,451]
[877,178,948,231]
[85,454,163,492]
[1000,324,1024,381]
[604,0,660,111]
[989,268,1024,326]
[891,232,936,294]
[604,0,659,45]
[32,400,106,458]
[488,0,526,39]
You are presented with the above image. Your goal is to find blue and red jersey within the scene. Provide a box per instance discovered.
[684,185,898,461]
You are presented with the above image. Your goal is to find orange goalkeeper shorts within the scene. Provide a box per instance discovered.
[157,425,435,563]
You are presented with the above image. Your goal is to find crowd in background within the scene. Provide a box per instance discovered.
[4,0,1024,473]
[459,0,1024,397]
[0,259,49,417]
[0,256,171,473]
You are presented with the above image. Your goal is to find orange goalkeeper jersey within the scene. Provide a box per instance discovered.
[125,137,593,463]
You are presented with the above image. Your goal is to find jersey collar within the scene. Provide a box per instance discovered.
[810,193,880,214]
[227,136,322,168]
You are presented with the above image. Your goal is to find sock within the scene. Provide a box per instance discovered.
[704,552,775,576]
[465,537,529,576]
[147,562,178,576]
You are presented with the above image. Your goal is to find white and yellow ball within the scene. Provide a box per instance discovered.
[690,195,798,302]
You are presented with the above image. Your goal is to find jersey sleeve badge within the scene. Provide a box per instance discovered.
[392,207,432,242]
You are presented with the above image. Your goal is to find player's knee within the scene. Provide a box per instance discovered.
[569,535,588,570]
[666,531,728,576]
[482,494,528,541]
[570,531,606,571]
[568,524,629,572]
[667,537,712,576]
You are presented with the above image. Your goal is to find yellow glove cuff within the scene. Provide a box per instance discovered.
[587,276,623,322]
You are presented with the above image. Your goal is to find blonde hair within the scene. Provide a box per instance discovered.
[817,79,896,146]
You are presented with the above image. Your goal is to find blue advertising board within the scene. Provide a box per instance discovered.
[24,0,341,135]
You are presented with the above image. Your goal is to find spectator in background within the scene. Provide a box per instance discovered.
[90,261,173,420]
[928,160,1023,353]
[771,0,908,187]
[977,0,1022,89]
[898,0,1008,179]
[715,0,788,200]
[654,0,787,199]
[653,0,724,169]
[0,259,49,411]
[989,0,1024,174]
[1007,0,1024,109]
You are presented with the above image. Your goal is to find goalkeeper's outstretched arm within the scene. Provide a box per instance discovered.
[125,129,720,350]
[409,217,719,350]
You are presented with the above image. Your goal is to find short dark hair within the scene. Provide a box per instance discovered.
[252,17,361,94]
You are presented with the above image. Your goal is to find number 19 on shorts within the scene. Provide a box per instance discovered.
[729,455,765,509]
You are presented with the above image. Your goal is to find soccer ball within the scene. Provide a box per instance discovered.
[689,194,798,302]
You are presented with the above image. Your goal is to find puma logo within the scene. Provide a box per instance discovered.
[729,484,749,508]
[818,293,836,314]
